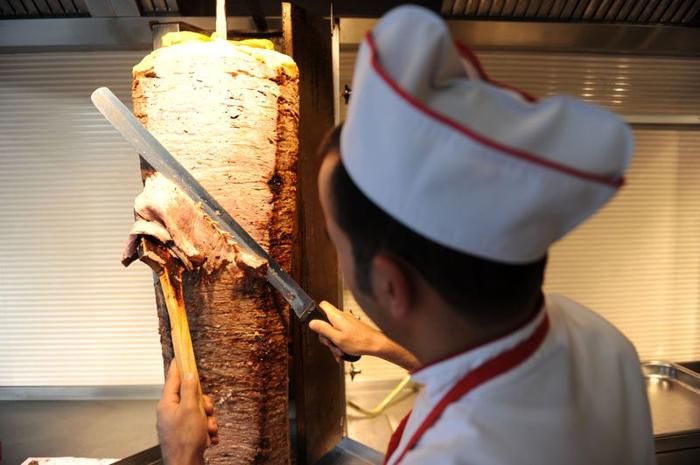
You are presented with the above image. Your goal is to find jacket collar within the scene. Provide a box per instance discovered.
[411,301,547,400]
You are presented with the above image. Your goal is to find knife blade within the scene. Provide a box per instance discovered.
[91,86,360,362]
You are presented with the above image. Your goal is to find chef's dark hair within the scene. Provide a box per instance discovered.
[320,125,546,323]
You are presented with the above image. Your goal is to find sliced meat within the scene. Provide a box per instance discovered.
[123,172,268,277]
[122,219,172,266]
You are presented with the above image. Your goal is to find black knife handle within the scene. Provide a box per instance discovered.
[305,306,362,362]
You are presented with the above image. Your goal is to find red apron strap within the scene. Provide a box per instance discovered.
[383,411,412,465]
[384,314,549,465]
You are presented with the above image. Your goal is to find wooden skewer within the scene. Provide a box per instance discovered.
[159,266,205,413]
[214,0,227,40]
[138,239,205,414]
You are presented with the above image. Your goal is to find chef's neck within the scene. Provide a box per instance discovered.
[398,292,543,368]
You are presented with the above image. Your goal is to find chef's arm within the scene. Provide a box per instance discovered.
[310,301,421,372]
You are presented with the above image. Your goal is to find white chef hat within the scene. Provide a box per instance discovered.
[340,5,633,264]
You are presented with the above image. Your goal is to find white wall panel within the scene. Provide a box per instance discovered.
[546,130,700,362]
[339,49,700,118]
[0,52,163,386]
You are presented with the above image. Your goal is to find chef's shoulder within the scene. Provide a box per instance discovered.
[398,394,566,465]
[546,293,640,362]
[397,435,485,465]
[398,427,549,465]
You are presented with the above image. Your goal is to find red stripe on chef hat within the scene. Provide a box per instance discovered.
[364,32,624,188]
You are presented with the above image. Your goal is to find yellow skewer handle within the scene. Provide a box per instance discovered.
[159,269,205,414]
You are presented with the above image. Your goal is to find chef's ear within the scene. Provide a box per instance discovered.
[369,254,414,320]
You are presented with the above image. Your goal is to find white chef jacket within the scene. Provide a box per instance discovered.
[386,294,655,465]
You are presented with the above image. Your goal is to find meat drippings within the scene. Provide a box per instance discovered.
[122,172,268,277]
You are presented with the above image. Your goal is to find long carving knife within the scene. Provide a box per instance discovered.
[91,86,360,362]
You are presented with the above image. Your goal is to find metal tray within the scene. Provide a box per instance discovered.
[643,361,700,454]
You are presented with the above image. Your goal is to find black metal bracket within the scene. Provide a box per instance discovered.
[244,0,268,32]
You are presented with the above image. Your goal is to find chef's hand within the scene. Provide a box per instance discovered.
[157,362,219,465]
[309,301,421,371]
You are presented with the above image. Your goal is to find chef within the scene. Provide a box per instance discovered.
[156,5,655,465]
[309,5,656,465]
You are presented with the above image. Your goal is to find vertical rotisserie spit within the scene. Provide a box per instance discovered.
[127,37,299,465]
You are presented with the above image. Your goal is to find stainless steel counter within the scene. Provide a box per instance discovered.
[644,362,700,464]
[645,362,700,437]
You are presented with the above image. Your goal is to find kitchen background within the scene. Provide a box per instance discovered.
[3,36,700,390]
[1,1,700,463]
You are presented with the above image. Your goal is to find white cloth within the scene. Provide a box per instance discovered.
[21,459,117,465]
[341,5,634,264]
[387,294,655,465]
